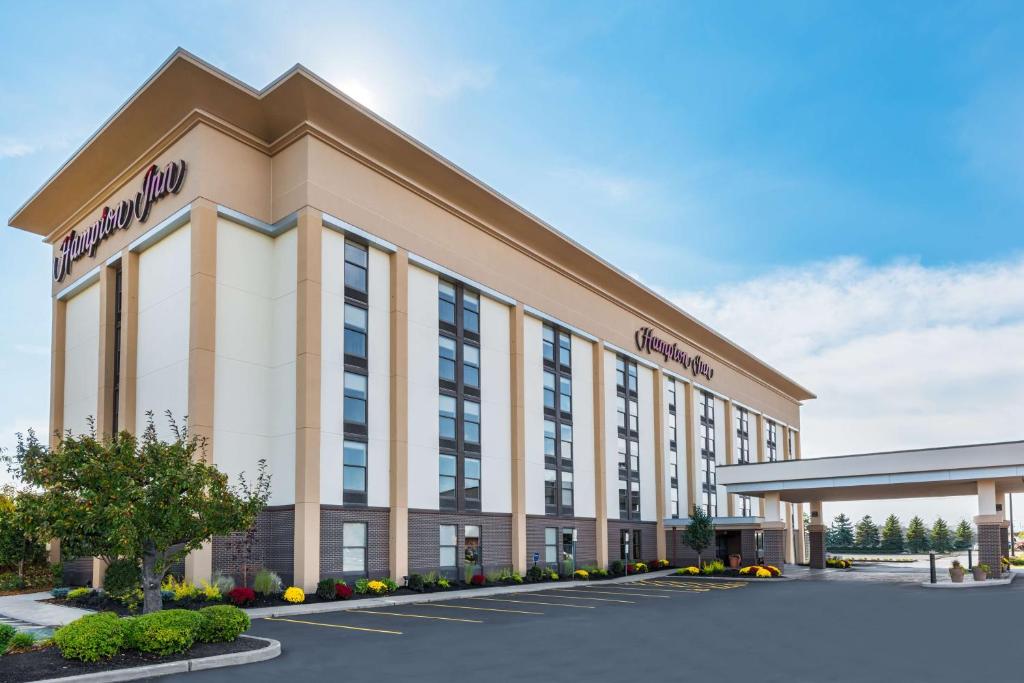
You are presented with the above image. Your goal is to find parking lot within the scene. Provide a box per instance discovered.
[180,574,1021,682]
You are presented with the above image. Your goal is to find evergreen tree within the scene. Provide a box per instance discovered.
[854,515,880,549]
[880,514,904,553]
[931,517,953,553]
[954,519,974,550]
[906,516,929,553]
[829,513,855,548]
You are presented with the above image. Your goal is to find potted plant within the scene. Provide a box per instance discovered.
[948,560,965,583]
[728,554,742,569]
[972,563,989,581]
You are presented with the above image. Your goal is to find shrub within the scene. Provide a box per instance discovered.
[526,565,545,582]
[470,574,486,586]
[161,589,176,602]
[51,586,71,599]
[610,560,625,576]
[755,568,772,578]
[653,559,670,569]
[407,574,424,591]
[103,559,141,598]
[0,624,15,654]
[125,609,203,656]
[53,613,126,662]
[0,572,24,591]
[317,578,339,600]
[162,575,199,601]
[213,572,236,595]
[574,569,589,580]
[548,570,559,581]
[676,566,700,576]
[253,569,282,596]
[51,562,64,585]
[764,565,782,577]
[358,579,388,595]
[117,588,144,612]
[197,605,250,643]
[510,572,524,584]
[283,586,305,603]
[8,631,36,652]
[591,568,609,578]
[436,577,451,590]
[335,583,353,600]
[67,587,92,600]
[199,580,221,601]
[228,587,256,606]
[738,566,755,575]
[701,560,725,575]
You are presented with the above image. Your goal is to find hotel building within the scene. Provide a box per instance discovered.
[8,51,815,590]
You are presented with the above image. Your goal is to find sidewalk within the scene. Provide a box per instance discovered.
[0,591,92,629]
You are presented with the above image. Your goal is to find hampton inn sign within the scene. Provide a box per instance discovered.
[52,160,187,283]
[635,326,715,381]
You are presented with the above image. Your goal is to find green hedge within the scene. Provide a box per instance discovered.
[197,605,250,643]
[53,612,127,662]
[125,609,204,656]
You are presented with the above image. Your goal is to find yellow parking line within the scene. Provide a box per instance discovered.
[547,591,635,604]
[580,587,672,598]
[421,603,544,616]
[264,616,402,635]
[612,584,688,594]
[358,610,482,623]
[469,596,595,609]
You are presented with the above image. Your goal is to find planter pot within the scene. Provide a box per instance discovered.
[728,554,742,569]
[972,567,987,581]
[949,568,964,583]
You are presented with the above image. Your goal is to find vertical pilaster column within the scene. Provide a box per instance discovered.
[683,382,698,513]
[96,265,117,439]
[755,413,765,463]
[509,304,527,574]
[185,200,218,585]
[294,208,322,591]
[781,426,793,563]
[652,368,666,561]
[389,249,410,581]
[117,251,139,435]
[592,343,609,568]
[723,400,735,516]
[793,430,806,564]
[48,298,66,565]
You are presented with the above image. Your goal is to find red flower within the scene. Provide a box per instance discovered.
[336,583,354,600]
[471,574,486,586]
[228,587,256,606]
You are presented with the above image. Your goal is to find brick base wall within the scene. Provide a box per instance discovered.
[607,520,658,565]
[741,529,758,566]
[408,510,512,577]
[320,506,390,580]
[212,505,295,587]
[526,516,596,571]
[978,523,1003,578]
[809,528,827,569]
[763,529,785,570]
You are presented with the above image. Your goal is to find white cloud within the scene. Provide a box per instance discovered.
[0,137,35,159]
[665,256,1024,522]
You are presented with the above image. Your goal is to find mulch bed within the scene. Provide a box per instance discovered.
[0,637,267,683]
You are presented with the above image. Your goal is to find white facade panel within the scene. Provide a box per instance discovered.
[714,396,728,513]
[62,281,100,435]
[662,378,675,520]
[480,298,511,514]
[603,350,620,519]
[570,336,596,518]
[406,265,440,511]
[523,315,546,516]
[136,224,190,442]
[637,365,656,522]
[366,247,391,508]
[214,220,295,506]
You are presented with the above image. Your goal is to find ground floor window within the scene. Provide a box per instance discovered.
[465,525,481,568]
[755,530,765,564]
[545,527,558,567]
[440,524,457,568]
[620,528,642,561]
[561,527,577,573]
[342,522,367,575]
[632,528,642,561]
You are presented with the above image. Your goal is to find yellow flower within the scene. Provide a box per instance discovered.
[200,580,221,601]
[283,586,306,603]
[574,569,589,579]
[755,568,772,578]
[367,580,387,594]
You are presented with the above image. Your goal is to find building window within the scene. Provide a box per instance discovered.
[438,279,482,511]
[543,323,574,517]
[344,242,368,298]
[619,528,642,561]
[561,527,577,572]
[343,372,367,430]
[343,304,367,362]
[464,525,481,569]
[739,494,752,517]
[111,263,123,434]
[667,378,676,414]
[632,528,642,561]
[544,527,558,567]
[788,429,795,460]
[766,420,778,462]
[342,522,367,575]
[700,391,717,517]
[736,407,750,464]
[666,378,679,519]
[343,440,367,505]
[440,525,457,568]
[616,355,640,520]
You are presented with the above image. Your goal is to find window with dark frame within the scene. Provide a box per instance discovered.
[438,279,482,511]
[342,241,370,504]
[666,378,679,519]
[440,525,457,569]
[788,429,795,461]
[739,494,752,516]
[543,323,574,517]
[633,528,642,561]
[766,420,778,462]
[736,406,750,464]
[616,355,640,520]
[111,263,123,434]
[699,391,717,516]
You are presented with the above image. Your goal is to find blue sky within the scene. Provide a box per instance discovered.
[3,1,1024,526]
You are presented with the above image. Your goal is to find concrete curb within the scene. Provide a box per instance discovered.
[34,636,280,683]
[245,569,683,619]
[667,574,797,582]
[921,571,1017,589]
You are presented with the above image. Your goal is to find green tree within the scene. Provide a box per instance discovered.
[906,516,929,553]
[954,519,973,550]
[931,517,953,553]
[880,514,904,553]
[685,504,715,568]
[5,414,270,613]
[829,513,855,548]
[0,488,46,579]
[854,515,880,549]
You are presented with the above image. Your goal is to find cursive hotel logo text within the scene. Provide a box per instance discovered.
[634,326,714,380]
[53,160,187,283]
